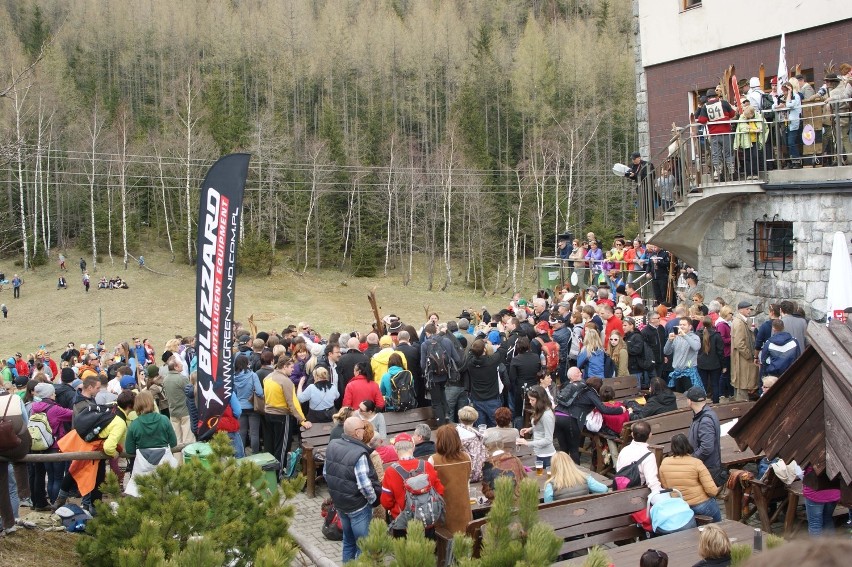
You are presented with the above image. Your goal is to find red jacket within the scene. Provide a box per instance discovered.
[380,457,444,519]
[602,401,629,435]
[15,359,29,379]
[697,97,736,134]
[342,375,384,410]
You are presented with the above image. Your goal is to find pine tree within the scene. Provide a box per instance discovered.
[76,433,301,567]
[353,476,561,567]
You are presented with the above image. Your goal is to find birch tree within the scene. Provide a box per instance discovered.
[12,84,30,270]
[86,104,103,271]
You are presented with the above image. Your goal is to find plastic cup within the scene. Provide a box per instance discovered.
[535,460,544,476]
[478,424,487,434]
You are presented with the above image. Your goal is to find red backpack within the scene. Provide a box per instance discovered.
[536,338,560,373]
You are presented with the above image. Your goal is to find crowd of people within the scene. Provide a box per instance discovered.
[0,256,840,562]
[625,66,852,215]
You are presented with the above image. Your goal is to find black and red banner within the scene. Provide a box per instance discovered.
[195,153,250,441]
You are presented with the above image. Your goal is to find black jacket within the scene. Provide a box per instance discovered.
[641,324,667,368]
[696,329,724,371]
[324,435,380,513]
[500,331,521,366]
[634,389,677,418]
[461,346,507,401]
[624,330,646,374]
[551,326,572,362]
[413,440,435,458]
[337,350,370,399]
[555,382,626,421]
[54,383,78,410]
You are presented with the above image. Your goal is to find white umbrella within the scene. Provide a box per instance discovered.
[826,231,852,322]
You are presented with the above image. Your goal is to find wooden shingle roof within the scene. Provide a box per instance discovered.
[729,321,852,485]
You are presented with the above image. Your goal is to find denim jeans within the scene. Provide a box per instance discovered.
[691,497,722,523]
[471,397,501,427]
[339,504,374,562]
[445,385,469,424]
[227,432,246,458]
[786,127,801,160]
[804,497,837,536]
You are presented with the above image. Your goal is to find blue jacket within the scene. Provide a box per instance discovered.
[759,332,800,376]
[577,348,614,378]
[233,369,264,410]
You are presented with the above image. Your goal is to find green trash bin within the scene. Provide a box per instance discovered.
[183,442,213,469]
[537,263,562,297]
[238,452,281,498]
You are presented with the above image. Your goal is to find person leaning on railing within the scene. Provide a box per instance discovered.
[733,100,767,180]
[823,73,851,165]
[773,81,803,169]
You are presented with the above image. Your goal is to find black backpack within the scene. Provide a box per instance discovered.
[425,337,449,378]
[638,342,655,371]
[389,369,416,411]
[74,401,117,442]
[614,452,652,490]
[555,382,587,410]
[759,93,776,121]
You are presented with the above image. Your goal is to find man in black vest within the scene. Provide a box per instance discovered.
[324,416,381,562]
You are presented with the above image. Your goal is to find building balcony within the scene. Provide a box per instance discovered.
[639,100,852,267]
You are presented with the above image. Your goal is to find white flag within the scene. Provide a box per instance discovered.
[776,33,787,95]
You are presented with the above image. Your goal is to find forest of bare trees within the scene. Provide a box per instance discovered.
[0,0,637,291]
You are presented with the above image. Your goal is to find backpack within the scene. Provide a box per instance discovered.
[579,351,616,378]
[389,461,445,530]
[55,503,93,532]
[638,341,655,371]
[614,451,652,490]
[555,382,586,410]
[759,92,776,121]
[425,337,449,379]
[647,489,696,534]
[28,411,55,451]
[320,498,343,541]
[74,401,117,442]
[536,338,559,374]
[283,447,303,479]
[389,369,416,412]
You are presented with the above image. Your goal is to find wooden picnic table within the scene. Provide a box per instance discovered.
[468,461,610,517]
[557,519,762,566]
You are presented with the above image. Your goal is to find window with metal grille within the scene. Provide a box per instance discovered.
[753,220,794,272]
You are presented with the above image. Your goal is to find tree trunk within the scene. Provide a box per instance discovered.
[13,86,29,271]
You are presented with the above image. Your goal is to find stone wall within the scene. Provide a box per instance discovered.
[632,0,649,158]
[698,192,852,321]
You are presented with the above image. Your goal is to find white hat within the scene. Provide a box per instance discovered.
[632,297,644,306]
[749,77,760,89]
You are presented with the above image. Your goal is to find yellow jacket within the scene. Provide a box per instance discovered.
[658,455,719,505]
[370,348,407,384]
[98,407,133,457]
[263,370,307,423]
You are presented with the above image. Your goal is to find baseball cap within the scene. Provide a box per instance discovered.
[535,321,551,334]
[686,387,707,402]
[393,433,413,444]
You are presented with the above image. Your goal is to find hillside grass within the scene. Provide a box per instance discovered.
[0,248,533,356]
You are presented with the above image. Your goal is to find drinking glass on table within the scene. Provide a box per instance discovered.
[535,460,544,476]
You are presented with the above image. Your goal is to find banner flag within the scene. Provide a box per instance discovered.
[195,153,250,441]
[776,33,787,96]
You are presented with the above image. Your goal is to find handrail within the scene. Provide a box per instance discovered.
[637,95,852,238]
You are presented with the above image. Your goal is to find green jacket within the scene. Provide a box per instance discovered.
[125,412,177,455]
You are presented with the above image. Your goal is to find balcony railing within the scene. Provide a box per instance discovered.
[637,97,852,238]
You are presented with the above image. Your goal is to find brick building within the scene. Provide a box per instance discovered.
[632,1,852,320]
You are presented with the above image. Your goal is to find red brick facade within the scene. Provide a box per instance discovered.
[645,18,852,159]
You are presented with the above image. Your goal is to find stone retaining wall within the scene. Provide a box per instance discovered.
[698,192,851,320]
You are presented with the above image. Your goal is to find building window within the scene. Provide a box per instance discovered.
[681,0,702,12]
[753,220,794,272]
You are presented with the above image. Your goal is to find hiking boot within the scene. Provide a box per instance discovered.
[51,494,68,512]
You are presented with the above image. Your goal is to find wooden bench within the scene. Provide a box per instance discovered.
[301,406,435,497]
[624,401,755,468]
[435,486,649,566]
[556,519,761,566]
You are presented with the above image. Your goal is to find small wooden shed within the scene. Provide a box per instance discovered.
[729,320,852,501]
